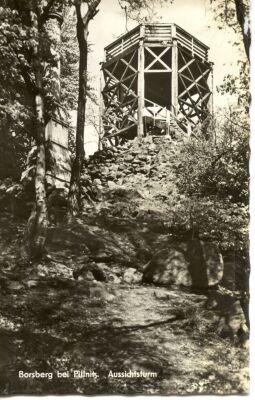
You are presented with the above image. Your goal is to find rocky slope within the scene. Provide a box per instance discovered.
[0,208,249,395]
[0,135,249,395]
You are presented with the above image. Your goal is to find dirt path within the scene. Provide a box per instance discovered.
[0,280,248,395]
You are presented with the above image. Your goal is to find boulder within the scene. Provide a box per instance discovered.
[7,281,24,291]
[142,240,223,288]
[88,282,115,302]
[221,252,249,294]
[143,246,191,286]
[123,268,143,284]
[73,263,107,282]
[77,270,94,282]
[216,296,249,346]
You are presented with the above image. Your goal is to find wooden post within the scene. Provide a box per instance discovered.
[137,25,145,137]
[171,25,178,116]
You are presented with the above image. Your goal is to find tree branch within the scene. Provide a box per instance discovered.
[82,0,101,27]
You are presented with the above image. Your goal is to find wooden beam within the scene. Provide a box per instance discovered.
[178,49,209,95]
[137,25,145,137]
[103,68,137,98]
[171,27,178,115]
[121,57,137,73]
[106,71,137,91]
[179,72,209,92]
[103,45,138,68]
[178,45,211,69]
[178,68,210,98]
[145,47,171,71]
[178,58,195,73]
[144,44,172,48]
[119,51,137,79]
[145,70,171,73]
[105,123,137,138]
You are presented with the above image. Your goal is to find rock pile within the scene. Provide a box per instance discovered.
[81,136,180,204]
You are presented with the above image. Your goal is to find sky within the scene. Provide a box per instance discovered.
[75,0,246,154]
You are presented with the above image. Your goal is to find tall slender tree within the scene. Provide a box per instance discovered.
[67,0,101,217]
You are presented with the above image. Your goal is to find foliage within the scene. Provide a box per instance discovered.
[217,61,249,111]
[118,0,171,23]
[171,112,249,252]
[60,7,79,111]
[0,2,35,179]
[209,0,250,61]
[0,1,80,182]
[0,0,74,258]
[0,128,30,180]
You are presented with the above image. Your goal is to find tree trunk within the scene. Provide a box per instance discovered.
[17,2,64,260]
[68,5,88,217]
[234,0,251,62]
[24,94,48,259]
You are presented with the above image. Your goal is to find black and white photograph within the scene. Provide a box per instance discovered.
[0,0,251,396]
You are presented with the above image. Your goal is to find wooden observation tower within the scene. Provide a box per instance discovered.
[101,23,213,144]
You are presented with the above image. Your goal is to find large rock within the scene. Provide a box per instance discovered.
[143,245,191,286]
[142,240,223,288]
[123,268,143,284]
[214,293,249,347]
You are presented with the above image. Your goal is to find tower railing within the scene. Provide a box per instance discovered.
[104,24,209,63]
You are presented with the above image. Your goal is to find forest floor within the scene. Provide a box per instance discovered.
[0,211,249,395]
